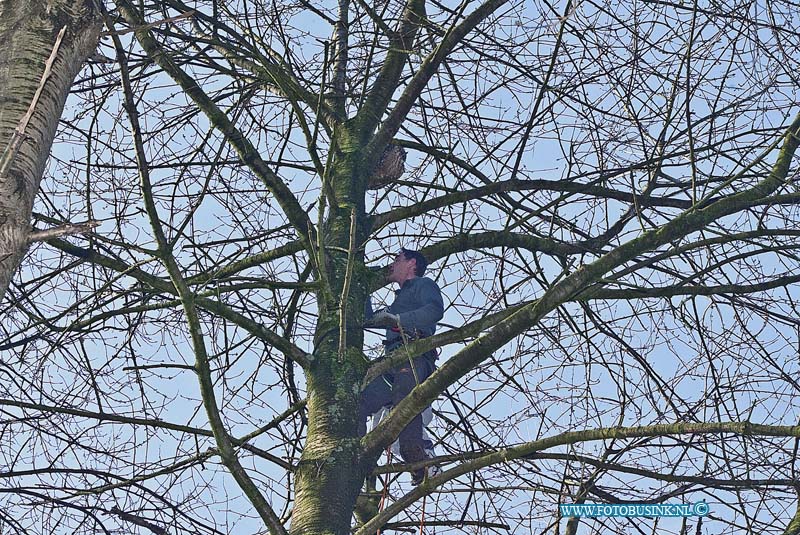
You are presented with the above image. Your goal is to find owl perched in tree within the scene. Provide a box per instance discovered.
[367,144,407,190]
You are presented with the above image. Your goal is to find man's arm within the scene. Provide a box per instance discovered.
[396,278,444,333]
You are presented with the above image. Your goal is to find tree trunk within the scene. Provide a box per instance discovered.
[290,258,377,534]
[290,354,370,535]
[0,0,101,302]
[290,145,379,534]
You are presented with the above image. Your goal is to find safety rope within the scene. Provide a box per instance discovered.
[376,447,393,535]
[397,319,429,535]
[419,492,427,535]
[376,316,431,534]
[395,321,421,385]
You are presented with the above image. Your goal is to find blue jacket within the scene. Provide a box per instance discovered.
[366,277,444,353]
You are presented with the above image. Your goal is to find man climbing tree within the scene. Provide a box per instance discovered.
[361,248,444,485]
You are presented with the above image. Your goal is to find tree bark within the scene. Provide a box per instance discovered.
[289,141,379,534]
[0,0,101,302]
[290,356,370,535]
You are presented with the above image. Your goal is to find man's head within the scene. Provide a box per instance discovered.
[387,248,428,284]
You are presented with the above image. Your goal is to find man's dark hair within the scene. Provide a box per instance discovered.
[400,247,427,276]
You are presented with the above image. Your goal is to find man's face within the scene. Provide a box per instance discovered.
[387,252,416,284]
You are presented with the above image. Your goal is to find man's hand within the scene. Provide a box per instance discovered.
[363,309,400,329]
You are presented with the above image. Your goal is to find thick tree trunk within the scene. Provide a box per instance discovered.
[290,260,377,534]
[290,355,369,535]
[290,145,380,534]
[0,0,101,302]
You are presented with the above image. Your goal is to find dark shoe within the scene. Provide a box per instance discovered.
[410,467,426,486]
[410,451,441,486]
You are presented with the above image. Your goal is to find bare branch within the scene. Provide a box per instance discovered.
[28,220,100,243]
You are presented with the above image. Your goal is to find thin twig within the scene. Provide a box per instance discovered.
[99,11,196,37]
[107,507,168,535]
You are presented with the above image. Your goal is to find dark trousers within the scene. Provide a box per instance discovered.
[358,354,435,464]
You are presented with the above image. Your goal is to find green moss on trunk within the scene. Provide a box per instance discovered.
[290,152,377,534]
